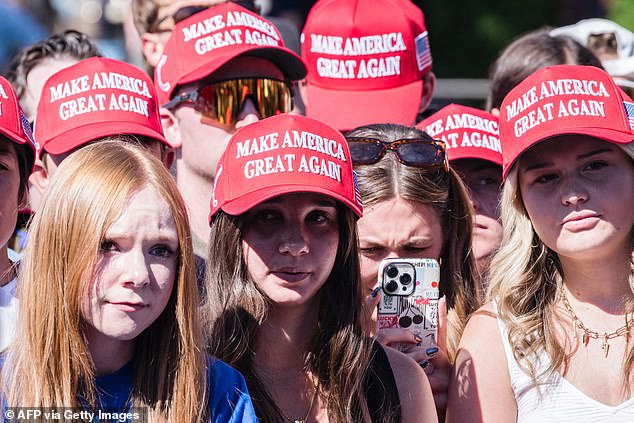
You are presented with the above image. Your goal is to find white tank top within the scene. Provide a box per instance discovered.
[496,315,634,422]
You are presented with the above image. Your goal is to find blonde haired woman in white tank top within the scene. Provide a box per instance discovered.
[448,65,634,422]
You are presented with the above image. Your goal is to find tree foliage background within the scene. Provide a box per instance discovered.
[411,0,632,79]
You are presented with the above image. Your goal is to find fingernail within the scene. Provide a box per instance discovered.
[419,360,430,369]
[426,347,439,357]
[414,335,423,343]
[371,287,381,298]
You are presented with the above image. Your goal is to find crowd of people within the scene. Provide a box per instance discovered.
[0,0,633,422]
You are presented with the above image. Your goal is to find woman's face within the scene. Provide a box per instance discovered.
[451,158,503,269]
[83,186,178,343]
[241,193,339,308]
[357,197,444,293]
[0,139,21,261]
[519,135,634,262]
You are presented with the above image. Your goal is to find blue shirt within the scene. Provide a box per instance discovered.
[94,356,257,422]
[2,356,257,423]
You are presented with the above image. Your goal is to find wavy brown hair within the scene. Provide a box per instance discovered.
[347,123,481,361]
[204,205,399,422]
[489,142,634,383]
[1,141,207,422]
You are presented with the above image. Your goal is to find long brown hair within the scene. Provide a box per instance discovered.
[347,123,481,361]
[1,141,207,422]
[204,205,399,422]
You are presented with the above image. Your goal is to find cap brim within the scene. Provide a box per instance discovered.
[0,128,28,146]
[42,122,170,155]
[448,150,503,166]
[305,80,423,132]
[177,45,307,89]
[216,184,363,219]
[503,127,634,178]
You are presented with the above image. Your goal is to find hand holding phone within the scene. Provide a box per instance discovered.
[376,258,440,351]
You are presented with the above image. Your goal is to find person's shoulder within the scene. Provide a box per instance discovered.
[456,301,503,366]
[383,347,438,423]
[447,301,516,423]
[383,346,430,396]
[206,356,258,423]
[206,356,247,390]
[461,301,500,345]
[383,345,423,378]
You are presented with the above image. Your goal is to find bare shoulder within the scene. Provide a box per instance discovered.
[460,302,498,345]
[384,346,438,423]
[446,302,516,423]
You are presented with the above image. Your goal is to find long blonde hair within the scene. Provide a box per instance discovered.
[347,123,482,361]
[1,141,207,422]
[489,141,634,382]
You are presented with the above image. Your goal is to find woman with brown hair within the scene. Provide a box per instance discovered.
[347,123,481,417]
[205,115,437,423]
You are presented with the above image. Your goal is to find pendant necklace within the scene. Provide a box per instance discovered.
[276,381,319,423]
[560,286,634,358]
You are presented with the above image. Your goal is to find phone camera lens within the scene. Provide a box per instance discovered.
[399,273,412,285]
[385,281,398,293]
[386,265,399,278]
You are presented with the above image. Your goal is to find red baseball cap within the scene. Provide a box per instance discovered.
[301,0,432,131]
[155,2,307,106]
[418,104,502,166]
[0,76,38,155]
[35,57,169,155]
[210,114,363,221]
[499,65,634,179]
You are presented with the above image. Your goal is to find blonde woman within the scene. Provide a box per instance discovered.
[448,65,634,422]
[1,141,256,422]
[205,115,437,423]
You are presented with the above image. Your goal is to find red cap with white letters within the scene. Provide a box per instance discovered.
[418,104,502,166]
[301,0,432,131]
[499,65,634,179]
[0,76,38,155]
[155,2,306,106]
[210,114,363,221]
[35,57,169,155]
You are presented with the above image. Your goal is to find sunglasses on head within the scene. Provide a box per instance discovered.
[162,78,293,126]
[346,137,448,171]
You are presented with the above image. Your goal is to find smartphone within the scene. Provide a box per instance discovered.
[376,258,440,351]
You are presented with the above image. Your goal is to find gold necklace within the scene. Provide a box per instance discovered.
[559,287,634,358]
[276,381,319,423]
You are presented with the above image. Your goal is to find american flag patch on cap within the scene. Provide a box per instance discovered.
[624,102,634,130]
[414,31,432,72]
[20,111,39,151]
[352,170,363,207]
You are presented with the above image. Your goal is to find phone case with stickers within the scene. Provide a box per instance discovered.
[376,258,440,351]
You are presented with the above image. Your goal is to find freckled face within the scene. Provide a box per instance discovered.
[83,187,179,343]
